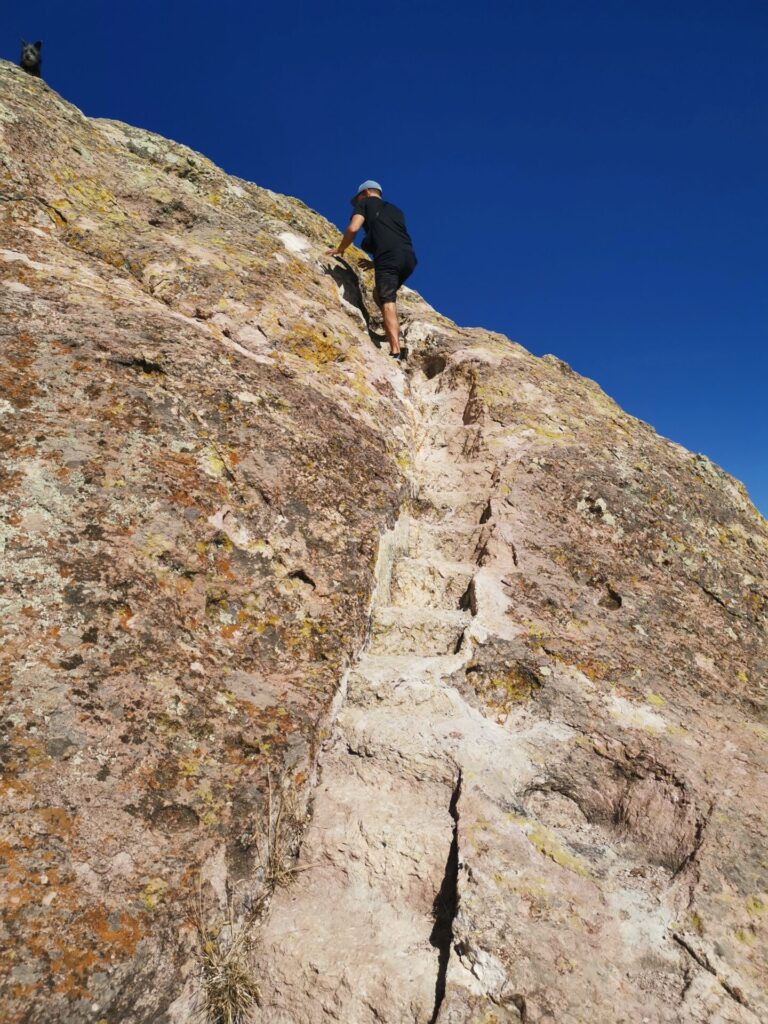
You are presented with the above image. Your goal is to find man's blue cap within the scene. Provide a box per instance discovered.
[350,180,382,204]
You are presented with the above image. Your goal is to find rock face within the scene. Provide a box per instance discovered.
[1,62,766,1024]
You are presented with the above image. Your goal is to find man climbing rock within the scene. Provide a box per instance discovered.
[327,180,417,360]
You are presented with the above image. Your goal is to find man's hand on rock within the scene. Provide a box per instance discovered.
[326,247,345,257]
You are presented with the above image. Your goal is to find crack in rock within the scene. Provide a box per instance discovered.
[429,770,462,1024]
[673,932,753,1012]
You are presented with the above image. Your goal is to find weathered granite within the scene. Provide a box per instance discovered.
[1,61,766,1024]
[0,62,412,1022]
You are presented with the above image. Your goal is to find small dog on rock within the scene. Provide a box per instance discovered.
[20,40,42,78]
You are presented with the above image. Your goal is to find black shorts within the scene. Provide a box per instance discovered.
[374,252,417,304]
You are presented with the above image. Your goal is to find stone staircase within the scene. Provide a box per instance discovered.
[252,357,501,1024]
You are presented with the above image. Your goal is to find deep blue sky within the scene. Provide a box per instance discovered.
[8,1,767,515]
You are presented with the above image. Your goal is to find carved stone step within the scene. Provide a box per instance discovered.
[368,607,470,656]
[346,653,467,698]
[414,486,490,524]
[390,556,474,610]
[407,521,484,562]
[413,462,494,494]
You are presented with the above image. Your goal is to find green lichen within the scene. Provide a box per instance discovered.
[526,824,590,877]
[140,878,167,910]
[468,664,541,716]
[202,446,229,478]
[746,895,765,917]
[286,324,345,365]
[142,532,173,558]
[505,812,589,876]
[689,911,705,935]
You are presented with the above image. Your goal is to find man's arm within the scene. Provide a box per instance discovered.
[327,213,365,256]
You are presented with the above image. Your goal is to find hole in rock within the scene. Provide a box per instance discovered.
[587,574,622,609]
[423,354,447,379]
[479,500,492,525]
[287,569,316,589]
[598,586,622,610]
[115,355,164,375]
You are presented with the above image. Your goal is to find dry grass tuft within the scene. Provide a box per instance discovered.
[254,773,305,891]
[192,775,307,1023]
[194,887,262,1024]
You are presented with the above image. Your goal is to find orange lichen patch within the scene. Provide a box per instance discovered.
[5,732,52,771]
[36,806,77,836]
[0,834,147,1003]
[117,605,134,630]
[0,772,33,799]
[0,839,30,883]
[49,947,99,998]
[8,980,38,1003]
[48,337,75,354]
[48,907,142,999]
[0,343,40,409]
[148,449,203,489]
[575,658,613,682]
[215,556,236,580]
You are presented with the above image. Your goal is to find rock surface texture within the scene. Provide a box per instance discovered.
[1,63,766,1024]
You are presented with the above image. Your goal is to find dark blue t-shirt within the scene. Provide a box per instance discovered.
[354,197,416,262]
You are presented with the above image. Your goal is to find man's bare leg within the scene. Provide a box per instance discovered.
[381,301,400,355]
[373,286,400,355]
